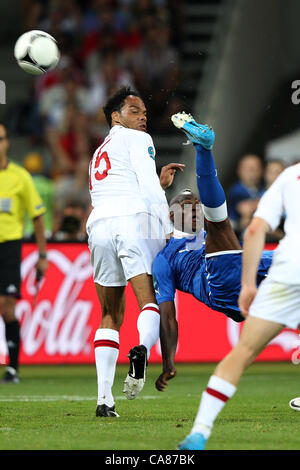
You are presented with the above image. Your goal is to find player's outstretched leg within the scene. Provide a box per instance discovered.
[172,112,241,254]
[172,111,227,223]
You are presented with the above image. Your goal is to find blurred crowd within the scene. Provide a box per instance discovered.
[12,1,291,245]
[15,0,185,241]
[227,154,300,242]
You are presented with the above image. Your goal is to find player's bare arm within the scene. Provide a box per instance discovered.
[155,301,178,391]
[33,215,48,280]
[238,216,270,317]
[159,163,185,190]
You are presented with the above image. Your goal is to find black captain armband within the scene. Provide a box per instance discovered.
[38,252,47,259]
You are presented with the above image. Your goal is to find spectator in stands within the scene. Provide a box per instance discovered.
[228,154,264,239]
[35,55,83,102]
[80,2,127,70]
[37,0,82,38]
[39,73,89,134]
[263,159,285,243]
[46,110,91,209]
[21,0,183,137]
[29,56,84,141]
[86,51,135,117]
[51,199,89,242]
[132,18,180,129]
[264,159,285,189]
[18,0,185,177]
[40,70,91,200]
[21,0,47,31]
[132,0,159,26]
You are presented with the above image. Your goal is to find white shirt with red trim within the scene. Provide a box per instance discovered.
[254,162,300,284]
[87,125,171,234]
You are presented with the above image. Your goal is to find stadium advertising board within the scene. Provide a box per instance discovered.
[0,243,299,365]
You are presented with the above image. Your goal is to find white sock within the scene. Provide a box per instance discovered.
[137,303,160,359]
[94,328,119,407]
[191,375,236,438]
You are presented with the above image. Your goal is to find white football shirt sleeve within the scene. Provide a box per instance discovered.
[125,129,172,235]
[125,130,164,205]
[126,130,156,175]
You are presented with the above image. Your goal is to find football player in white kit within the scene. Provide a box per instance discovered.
[177,162,300,450]
[86,87,184,417]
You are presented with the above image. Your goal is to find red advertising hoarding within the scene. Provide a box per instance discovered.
[0,243,298,365]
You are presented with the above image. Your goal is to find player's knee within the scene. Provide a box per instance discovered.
[236,338,259,365]
[100,310,124,330]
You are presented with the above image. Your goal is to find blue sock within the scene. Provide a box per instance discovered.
[195,144,227,221]
[195,144,225,207]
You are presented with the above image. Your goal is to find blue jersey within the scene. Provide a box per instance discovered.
[152,231,274,322]
[228,182,265,221]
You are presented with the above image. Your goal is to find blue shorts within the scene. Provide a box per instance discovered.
[205,250,274,322]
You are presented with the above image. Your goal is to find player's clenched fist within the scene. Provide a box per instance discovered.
[155,369,177,391]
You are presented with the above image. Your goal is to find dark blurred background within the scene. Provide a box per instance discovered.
[0,0,299,241]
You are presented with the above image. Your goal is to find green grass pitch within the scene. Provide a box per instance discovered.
[0,362,299,450]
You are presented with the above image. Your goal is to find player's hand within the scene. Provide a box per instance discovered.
[35,257,48,282]
[159,163,185,190]
[155,369,177,392]
[238,285,257,318]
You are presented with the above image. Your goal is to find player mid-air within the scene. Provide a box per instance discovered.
[87,87,184,418]
[177,154,300,451]
[153,112,274,398]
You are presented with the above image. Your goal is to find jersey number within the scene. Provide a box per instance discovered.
[89,150,111,190]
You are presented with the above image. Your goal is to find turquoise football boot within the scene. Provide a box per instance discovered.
[171,112,215,150]
[177,432,207,450]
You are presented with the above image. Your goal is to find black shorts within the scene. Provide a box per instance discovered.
[0,239,22,298]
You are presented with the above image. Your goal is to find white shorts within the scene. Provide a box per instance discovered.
[87,213,167,287]
[249,276,300,330]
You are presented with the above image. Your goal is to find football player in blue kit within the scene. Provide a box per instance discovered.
[153,112,273,393]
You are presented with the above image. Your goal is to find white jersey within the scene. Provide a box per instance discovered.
[87,125,171,235]
[254,163,300,284]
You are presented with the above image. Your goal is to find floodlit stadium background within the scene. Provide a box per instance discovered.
[0,0,300,365]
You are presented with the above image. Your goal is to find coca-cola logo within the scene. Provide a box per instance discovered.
[15,249,93,358]
[0,244,299,365]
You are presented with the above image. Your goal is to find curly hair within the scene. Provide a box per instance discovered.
[103,87,141,127]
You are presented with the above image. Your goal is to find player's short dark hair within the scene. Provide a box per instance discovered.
[103,87,141,127]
